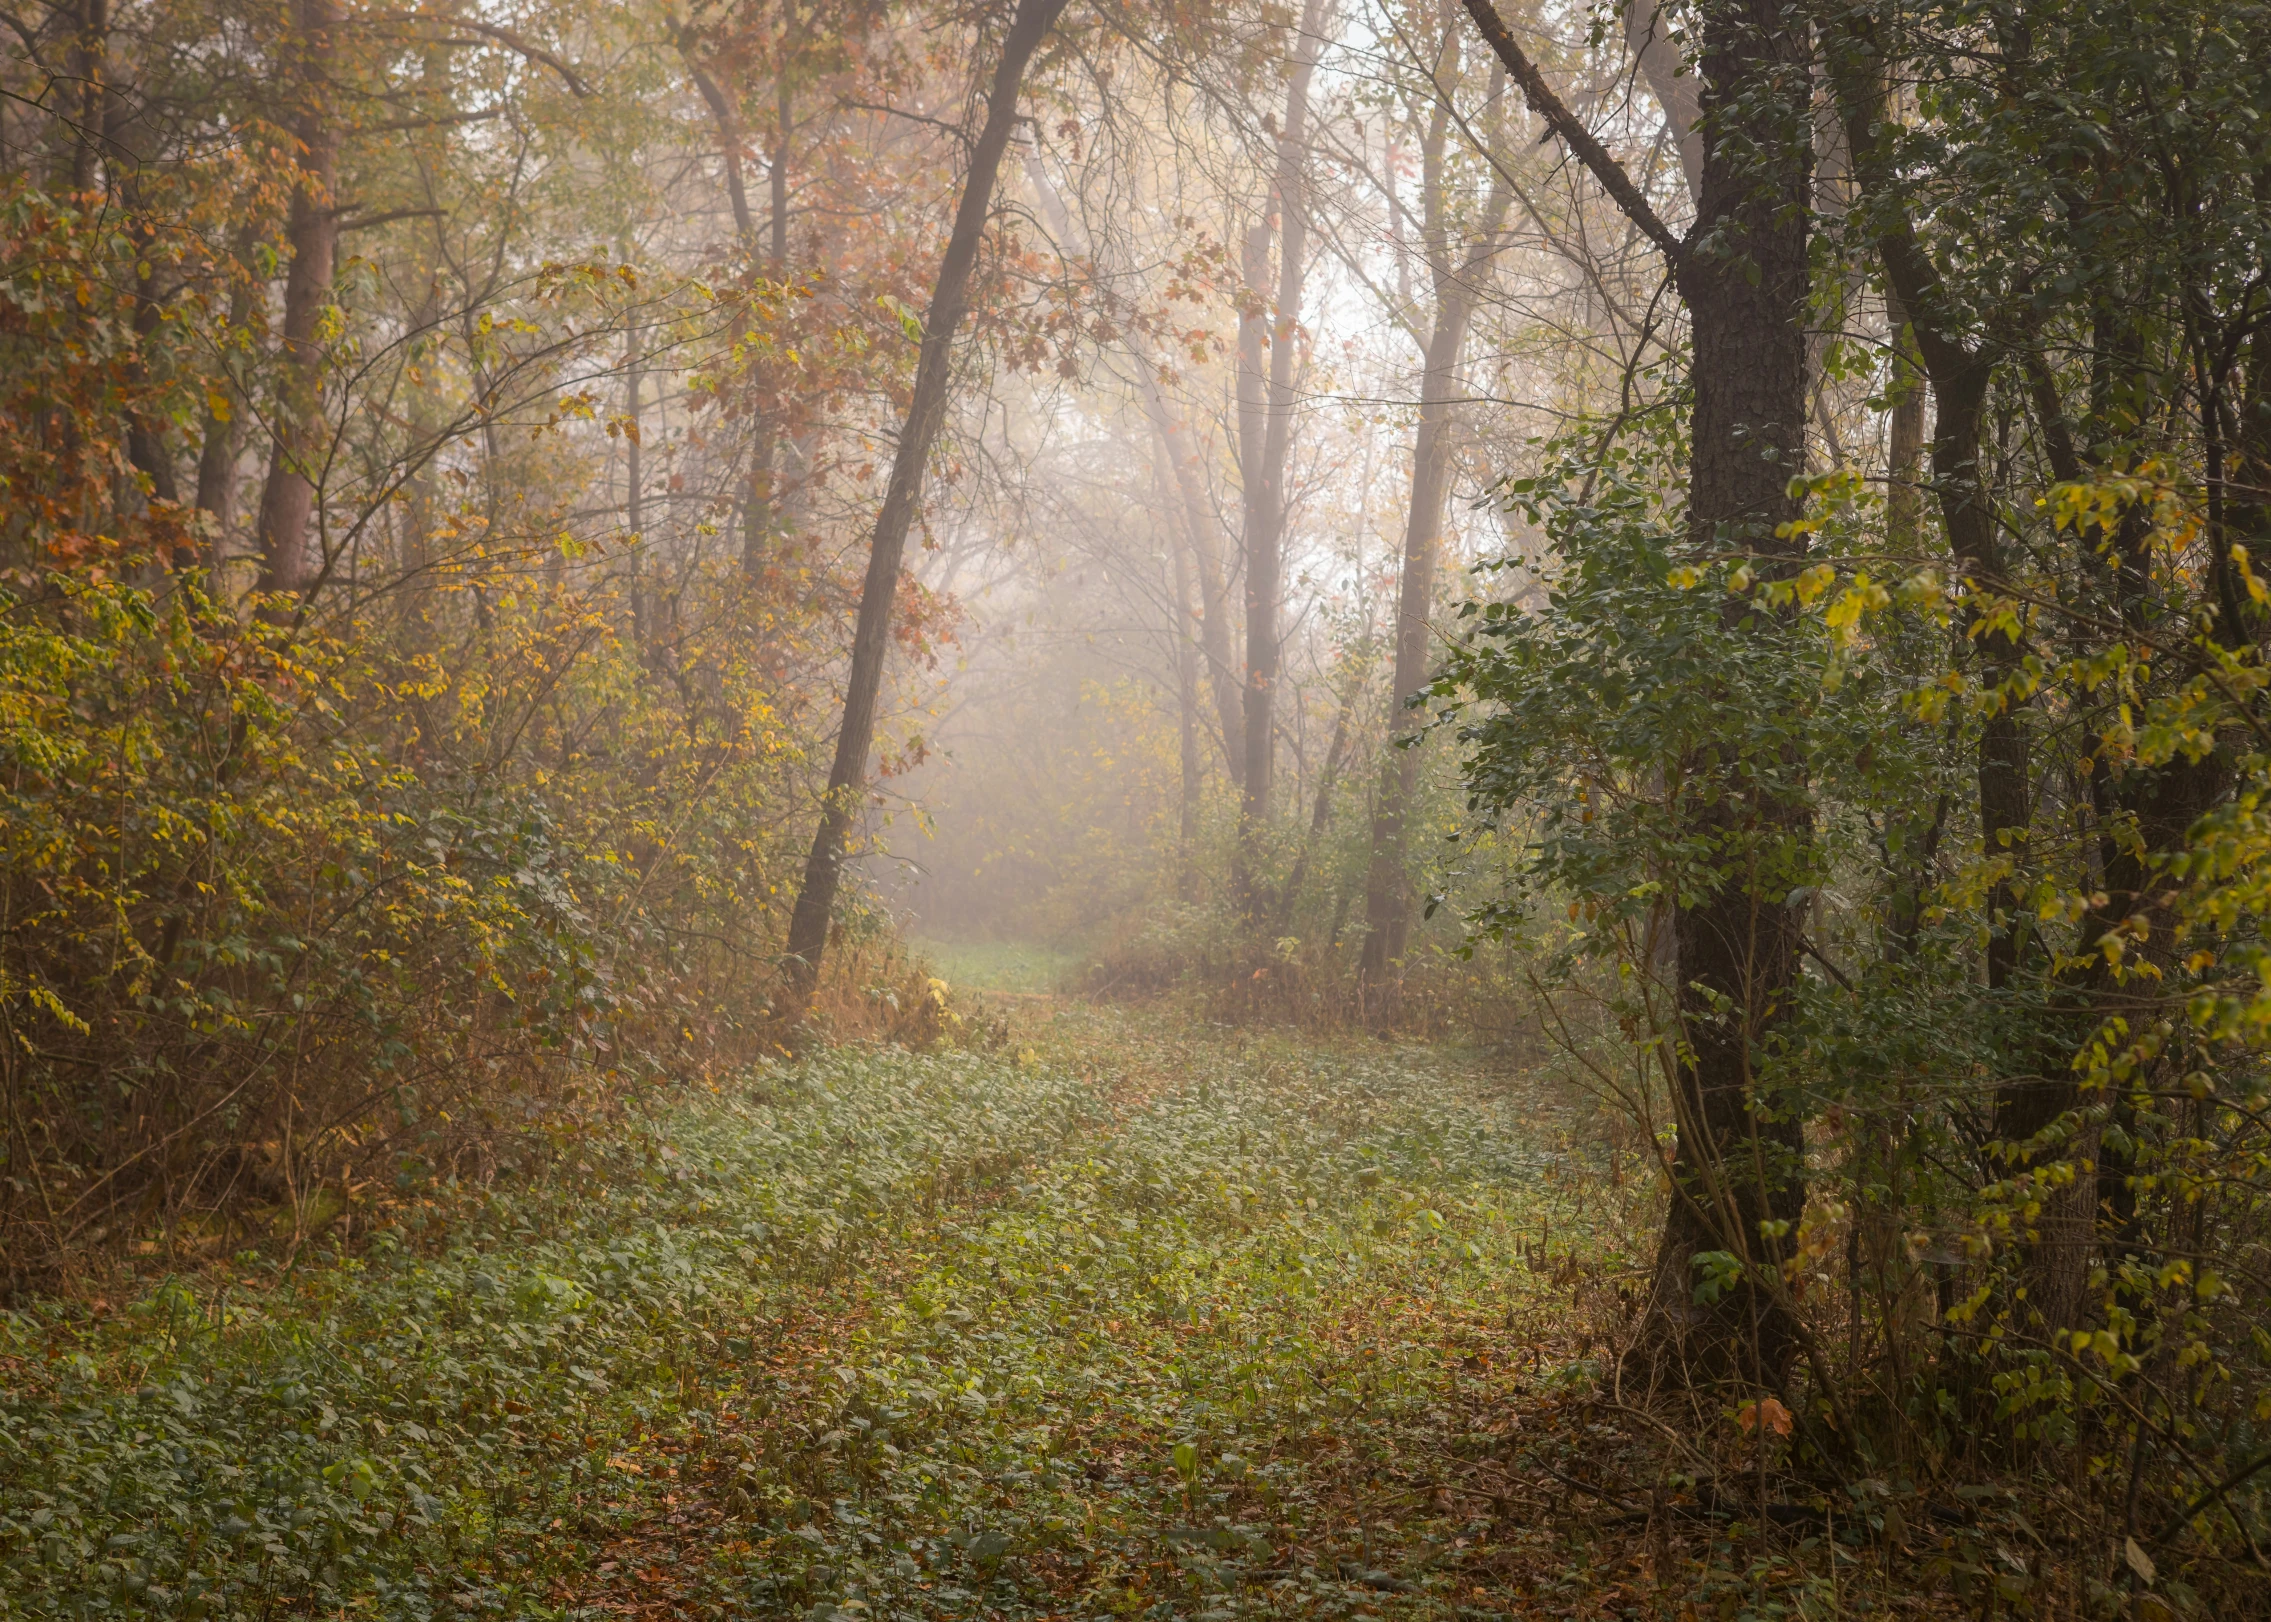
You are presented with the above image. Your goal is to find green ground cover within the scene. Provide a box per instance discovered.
[910,940,1085,997]
[0,1008,1640,1620]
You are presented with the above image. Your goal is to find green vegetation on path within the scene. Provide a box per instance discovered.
[910,941,1084,998]
[6,1010,1659,1620]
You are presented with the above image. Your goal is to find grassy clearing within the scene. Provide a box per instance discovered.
[911,940,1085,997]
[3,1008,1936,1620]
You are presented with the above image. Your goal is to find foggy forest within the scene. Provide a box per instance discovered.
[2,0,2269,1615]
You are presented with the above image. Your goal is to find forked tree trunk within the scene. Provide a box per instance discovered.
[1358,46,1512,1007]
[780,0,1068,1015]
[1824,28,2103,1335]
[1235,0,1327,873]
[254,0,342,599]
[1024,153,1246,776]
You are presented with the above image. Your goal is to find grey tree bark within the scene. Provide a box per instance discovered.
[1235,0,1328,857]
[254,0,343,599]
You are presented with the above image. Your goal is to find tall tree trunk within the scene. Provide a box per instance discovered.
[1236,0,1328,862]
[57,0,107,196]
[253,0,342,600]
[780,0,1068,1014]
[1157,449,1204,895]
[624,318,647,651]
[1359,48,1512,1005]
[1463,0,1815,1384]
[1647,0,1816,1387]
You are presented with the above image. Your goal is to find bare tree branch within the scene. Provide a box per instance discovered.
[1456,0,1683,268]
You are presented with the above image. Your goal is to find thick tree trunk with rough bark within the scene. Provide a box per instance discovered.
[1642,0,1815,1388]
[780,0,1068,1015]
[1464,0,1815,1385]
[1665,4,1816,1384]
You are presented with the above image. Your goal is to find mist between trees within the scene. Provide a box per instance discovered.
[2,0,2269,1605]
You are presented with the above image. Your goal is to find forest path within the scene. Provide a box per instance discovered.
[9,1002,1693,1621]
[566,1002,1608,1620]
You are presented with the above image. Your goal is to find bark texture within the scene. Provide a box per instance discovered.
[1643,0,1815,1387]
[1465,0,1815,1383]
